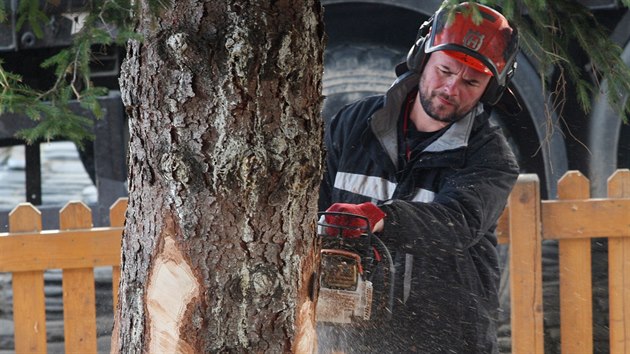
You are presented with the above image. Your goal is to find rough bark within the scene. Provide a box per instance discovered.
[111,1,325,352]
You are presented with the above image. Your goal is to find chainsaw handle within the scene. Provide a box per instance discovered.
[317,211,371,237]
[321,248,364,274]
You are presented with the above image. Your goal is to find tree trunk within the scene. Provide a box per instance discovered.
[111,1,325,352]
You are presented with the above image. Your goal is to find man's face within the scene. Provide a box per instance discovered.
[418,51,492,123]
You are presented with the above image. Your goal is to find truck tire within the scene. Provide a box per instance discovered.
[588,10,630,197]
[322,44,404,122]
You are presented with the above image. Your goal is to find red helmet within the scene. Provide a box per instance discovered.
[406,2,519,105]
[428,3,517,79]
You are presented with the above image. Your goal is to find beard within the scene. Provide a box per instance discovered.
[418,87,463,124]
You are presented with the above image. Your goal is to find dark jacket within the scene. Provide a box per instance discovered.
[318,71,519,353]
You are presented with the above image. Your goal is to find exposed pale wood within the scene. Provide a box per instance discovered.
[608,169,630,353]
[109,198,127,313]
[8,204,47,354]
[147,235,199,353]
[541,198,630,239]
[60,202,98,354]
[509,174,544,354]
[556,171,593,354]
[0,228,122,272]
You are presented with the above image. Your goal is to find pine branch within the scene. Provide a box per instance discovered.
[0,0,147,146]
[483,0,630,122]
[16,0,48,38]
[0,2,6,23]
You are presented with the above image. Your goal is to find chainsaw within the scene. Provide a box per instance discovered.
[315,211,395,325]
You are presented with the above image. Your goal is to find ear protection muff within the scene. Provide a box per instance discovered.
[406,17,433,74]
[480,59,517,105]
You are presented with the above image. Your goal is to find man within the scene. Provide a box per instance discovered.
[318,2,520,353]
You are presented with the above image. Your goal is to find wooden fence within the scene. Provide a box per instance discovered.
[497,169,630,354]
[0,170,629,353]
[0,199,126,353]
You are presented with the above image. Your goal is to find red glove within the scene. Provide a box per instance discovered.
[324,202,386,238]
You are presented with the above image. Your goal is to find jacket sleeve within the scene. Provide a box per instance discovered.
[379,127,519,258]
[318,107,346,211]
[319,96,386,211]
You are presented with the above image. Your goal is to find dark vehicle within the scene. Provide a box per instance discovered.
[0,0,127,227]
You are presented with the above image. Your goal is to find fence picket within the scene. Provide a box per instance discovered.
[608,169,630,353]
[109,198,127,314]
[556,171,594,353]
[8,204,47,354]
[59,201,98,354]
[509,174,544,354]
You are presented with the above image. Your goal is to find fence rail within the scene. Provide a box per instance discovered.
[1,170,630,353]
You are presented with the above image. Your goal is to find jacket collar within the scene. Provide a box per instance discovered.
[424,104,482,152]
[370,71,484,165]
[370,71,418,166]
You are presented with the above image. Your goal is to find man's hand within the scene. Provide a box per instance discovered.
[324,202,386,237]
